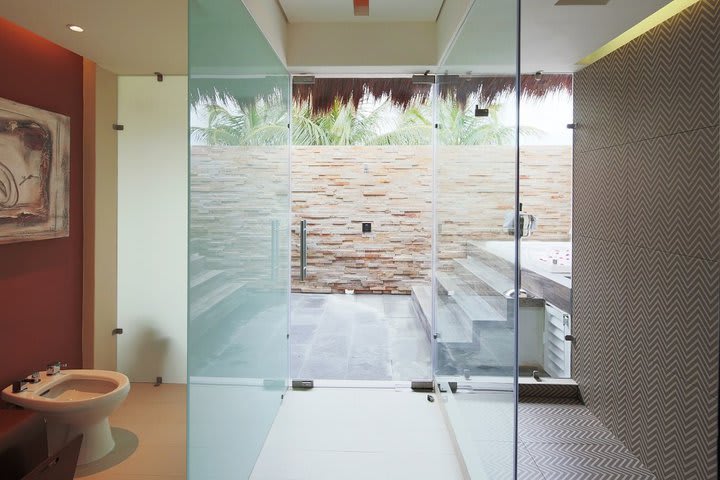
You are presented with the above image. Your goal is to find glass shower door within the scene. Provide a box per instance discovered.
[188,0,290,478]
[433,0,520,478]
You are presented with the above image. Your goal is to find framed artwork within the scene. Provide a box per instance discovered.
[0,97,70,244]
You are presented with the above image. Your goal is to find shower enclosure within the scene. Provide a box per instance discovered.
[188,0,521,478]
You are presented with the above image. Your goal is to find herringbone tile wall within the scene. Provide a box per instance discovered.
[573,1,720,478]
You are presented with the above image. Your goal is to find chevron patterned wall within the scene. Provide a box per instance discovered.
[573,1,720,478]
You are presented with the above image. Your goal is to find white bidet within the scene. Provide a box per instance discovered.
[2,369,130,465]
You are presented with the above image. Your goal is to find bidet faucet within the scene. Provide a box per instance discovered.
[11,371,40,392]
[12,379,29,393]
[47,361,68,376]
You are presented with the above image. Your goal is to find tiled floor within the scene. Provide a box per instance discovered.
[517,397,656,480]
[77,383,656,480]
[250,388,464,480]
[74,383,186,480]
[291,293,431,381]
[451,393,655,479]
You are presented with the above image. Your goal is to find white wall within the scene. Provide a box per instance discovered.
[436,0,473,63]
[287,22,437,70]
[242,0,289,65]
[117,76,188,384]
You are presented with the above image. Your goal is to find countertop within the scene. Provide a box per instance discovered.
[471,240,573,313]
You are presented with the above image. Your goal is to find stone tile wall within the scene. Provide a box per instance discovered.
[293,145,571,293]
[190,146,290,287]
[190,145,571,294]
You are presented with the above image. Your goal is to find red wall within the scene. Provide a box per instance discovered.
[0,18,84,390]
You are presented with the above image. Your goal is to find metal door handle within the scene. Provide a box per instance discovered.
[271,219,279,281]
[300,220,307,281]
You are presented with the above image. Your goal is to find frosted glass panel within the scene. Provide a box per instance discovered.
[188,1,289,478]
[117,76,188,384]
[434,0,519,478]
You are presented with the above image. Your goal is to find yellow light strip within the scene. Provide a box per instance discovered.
[577,0,701,66]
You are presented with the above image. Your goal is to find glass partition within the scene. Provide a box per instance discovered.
[433,0,519,478]
[188,1,290,478]
[518,79,574,380]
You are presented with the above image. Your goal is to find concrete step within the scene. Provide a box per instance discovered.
[189,269,227,299]
[436,271,505,323]
[454,257,514,296]
[189,281,247,330]
[410,283,474,343]
[410,285,432,341]
[189,252,206,276]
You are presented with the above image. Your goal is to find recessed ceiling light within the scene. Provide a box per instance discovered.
[66,24,84,33]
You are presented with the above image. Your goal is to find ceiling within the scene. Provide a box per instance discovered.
[278,0,445,23]
[442,0,673,74]
[0,0,187,75]
[520,0,673,73]
[0,0,677,75]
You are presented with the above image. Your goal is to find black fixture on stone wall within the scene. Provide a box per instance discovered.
[475,105,489,117]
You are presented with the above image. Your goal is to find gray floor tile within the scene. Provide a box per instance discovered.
[290,344,308,378]
[290,293,430,381]
[383,295,416,317]
[352,294,385,310]
[291,311,323,325]
[290,324,317,344]
[389,336,432,380]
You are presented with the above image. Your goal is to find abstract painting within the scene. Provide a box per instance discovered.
[0,97,70,244]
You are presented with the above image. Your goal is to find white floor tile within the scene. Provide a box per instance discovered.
[250,388,464,480]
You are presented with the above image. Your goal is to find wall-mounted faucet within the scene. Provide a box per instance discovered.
[502,203,537,238]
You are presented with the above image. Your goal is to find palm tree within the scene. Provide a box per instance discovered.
[191,95,288,146]
[367,101,433,145]
[436,94,543,146]
[292,100,330,145]
[309,97,381,145]
[192,92,542,147]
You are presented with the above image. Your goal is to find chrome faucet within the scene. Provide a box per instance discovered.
[11,372,41,393]
[46,362,67,376]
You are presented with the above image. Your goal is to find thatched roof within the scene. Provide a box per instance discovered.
[295,74,572,112]
[293,77,429,112]
[191,74,572,111]
[440,74,572,109]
